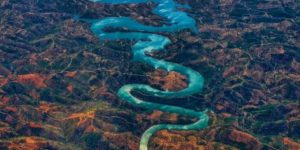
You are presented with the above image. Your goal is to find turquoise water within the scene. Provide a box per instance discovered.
[88,0,209,149]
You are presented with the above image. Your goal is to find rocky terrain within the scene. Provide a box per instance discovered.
[0,0,299,149]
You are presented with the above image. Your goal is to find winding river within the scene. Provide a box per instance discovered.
[88,0,209,149]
